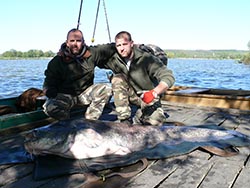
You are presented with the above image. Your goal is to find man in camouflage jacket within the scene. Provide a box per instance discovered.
[43,28,116,120]
[103,31,175,126]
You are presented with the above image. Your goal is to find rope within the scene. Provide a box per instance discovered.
[91,0,111,43]
[77,0,84,29]
[102,0,111,42]
[91,0,101,43]
[76,0,111,43]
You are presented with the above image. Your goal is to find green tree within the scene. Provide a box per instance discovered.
[2,49,17,57]
[239,40,250,64]
[44,50,55,57]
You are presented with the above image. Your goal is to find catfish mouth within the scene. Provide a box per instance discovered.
[24,130,54,155]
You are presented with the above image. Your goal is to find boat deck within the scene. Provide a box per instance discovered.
[0,101,250,188]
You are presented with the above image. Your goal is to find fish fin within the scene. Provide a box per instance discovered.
[200,146,239,157]
[80,158,149,187]
[103,158,148,179]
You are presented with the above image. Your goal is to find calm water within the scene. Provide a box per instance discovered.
[0,59,249,99]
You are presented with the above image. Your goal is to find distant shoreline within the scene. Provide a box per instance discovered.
[0,49,249,61]
[0,57,53,60]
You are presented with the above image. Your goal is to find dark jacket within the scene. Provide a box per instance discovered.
[104,47,175,92]
[43,43,116,97]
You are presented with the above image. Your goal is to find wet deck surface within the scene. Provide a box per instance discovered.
[0,101,250,188]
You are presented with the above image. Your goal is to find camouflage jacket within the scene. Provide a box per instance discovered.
[104,47,175,93]
[43,43,116,96]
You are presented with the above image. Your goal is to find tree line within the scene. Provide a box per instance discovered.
[0,49,55,59]
[166,40,250,64]
[1,47,250,64]
[166,49,247,60]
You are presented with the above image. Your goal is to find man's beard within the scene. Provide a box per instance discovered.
[71,47,82,55]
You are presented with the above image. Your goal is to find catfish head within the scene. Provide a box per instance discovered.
[24,123,77,157]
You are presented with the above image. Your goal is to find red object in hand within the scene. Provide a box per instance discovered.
[142,90,156,104]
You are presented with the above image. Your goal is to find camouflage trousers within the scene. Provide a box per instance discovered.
[43,83,112,120]
[111,74,168,126]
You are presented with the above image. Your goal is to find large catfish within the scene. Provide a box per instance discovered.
[24,117,250,160]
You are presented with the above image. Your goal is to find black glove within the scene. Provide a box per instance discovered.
[46,88,57,98]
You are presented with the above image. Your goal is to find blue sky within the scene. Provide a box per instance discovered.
[0,0,249,53]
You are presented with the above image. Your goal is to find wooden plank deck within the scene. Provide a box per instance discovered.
[0,101,250,188]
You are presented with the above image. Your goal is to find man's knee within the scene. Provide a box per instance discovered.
[93,83,112,102]
[111,74,128,89]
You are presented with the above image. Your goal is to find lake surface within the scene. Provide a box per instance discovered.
[0,59,249,99]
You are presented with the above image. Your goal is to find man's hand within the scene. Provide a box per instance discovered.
[141,90,157,104]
